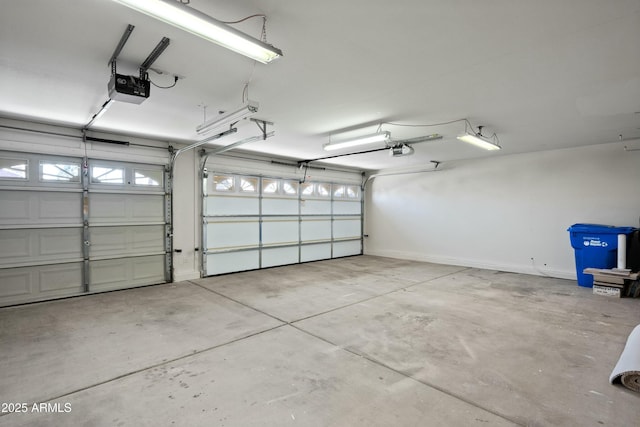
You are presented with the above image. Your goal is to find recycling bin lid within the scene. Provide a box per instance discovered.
[567,223,636,234]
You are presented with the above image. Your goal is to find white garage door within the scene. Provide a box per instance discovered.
[0,151,169,307]
[203,173,362,276]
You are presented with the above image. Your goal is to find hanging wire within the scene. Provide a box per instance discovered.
[377,118,467,138]
[149,76,178,89]
[148,69,179,89]
[218,12,266,100]
[381,118,500,146]
[177,0,190,4]
[220,13,266,25]
[242,60,257,103]
[219,14,268,43]
[261,16,268,43]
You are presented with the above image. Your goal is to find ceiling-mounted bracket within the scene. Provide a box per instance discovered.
[108,24,135,76]
[251,118,274,140]
[139,37,171,79]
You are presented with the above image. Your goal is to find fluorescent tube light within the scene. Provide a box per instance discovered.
[196,101,259,135]
[324,132,390,151]
[457,132,501,151]
[112,0,283,64]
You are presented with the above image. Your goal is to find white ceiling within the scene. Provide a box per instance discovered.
[1,0,639,170]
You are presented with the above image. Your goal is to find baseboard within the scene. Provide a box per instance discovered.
[364,249,576,280]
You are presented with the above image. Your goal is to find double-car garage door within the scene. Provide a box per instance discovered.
[203,171,362,276]
[0,150,168,307]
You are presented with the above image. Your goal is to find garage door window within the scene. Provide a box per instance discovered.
[91,166,124,184]
[301,182,314,196]
[263,179,278,194]
[0,157,28,180]
[213,175,234,192]
[40,161,80,182]
[282,180,298,196]
[240,177,258,193]
[346,185,360,199]
[134,169,163,186]
[333,185,346,198]
[317,183,330,197]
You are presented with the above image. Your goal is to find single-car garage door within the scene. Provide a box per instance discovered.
[0,151,169,307]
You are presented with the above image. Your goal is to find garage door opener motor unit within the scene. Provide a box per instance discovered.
[105,24,171,105]
[108,73,150,104]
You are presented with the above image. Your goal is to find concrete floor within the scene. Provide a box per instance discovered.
[1,256,639,426]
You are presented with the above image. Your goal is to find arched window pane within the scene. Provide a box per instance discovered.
[214,175,234,192]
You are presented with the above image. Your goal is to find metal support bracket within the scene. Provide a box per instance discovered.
[139,37,171,79]
[81,156,90,292]
[108,24,135,72]
[251,118,273,140]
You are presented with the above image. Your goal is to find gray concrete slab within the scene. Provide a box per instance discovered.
[2,255,639,426]
[192,256,466,322]
[311,256,469,283]
[0,282,282,405]
[1,326,516,427]
[295,267,640,427]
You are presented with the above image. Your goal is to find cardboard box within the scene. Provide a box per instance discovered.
[593,285,622,298]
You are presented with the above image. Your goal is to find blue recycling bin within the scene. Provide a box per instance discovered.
[568,224,636,287]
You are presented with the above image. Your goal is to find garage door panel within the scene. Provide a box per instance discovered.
[263,247,298,268]
[90,258,128,286]
[89,255,165,292]
[0,228,82,267]
[206,196,258,216]
[132,256,166,282]
[38,264,84,293]
[206,220,259,250]
[0,191,32,223]
[206,251,259,275]
[39,228,83,258]
[301,218,331,242]
[333,240,361,258]
[132,196,164,220]
[334,218,361,239]
[90,193,164,224]
[39,193,82,220]
[301,243,332,262]
[0,230,30,260]
[262,219,298,245]
[0,269,31,299]
[0,263,83,307]
[90,225,164,258]
[301,200,331,215]
[334,200,361,215]
[0,191,81,225]
[262,198,298,215]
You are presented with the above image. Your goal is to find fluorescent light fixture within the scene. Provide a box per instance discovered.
[324,131,390,151]
[196,101,259,135]
[112,0,283,64]
[457,132,501,151]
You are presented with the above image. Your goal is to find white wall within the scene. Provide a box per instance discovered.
[171,149,200,281]
[364,142,640,279]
